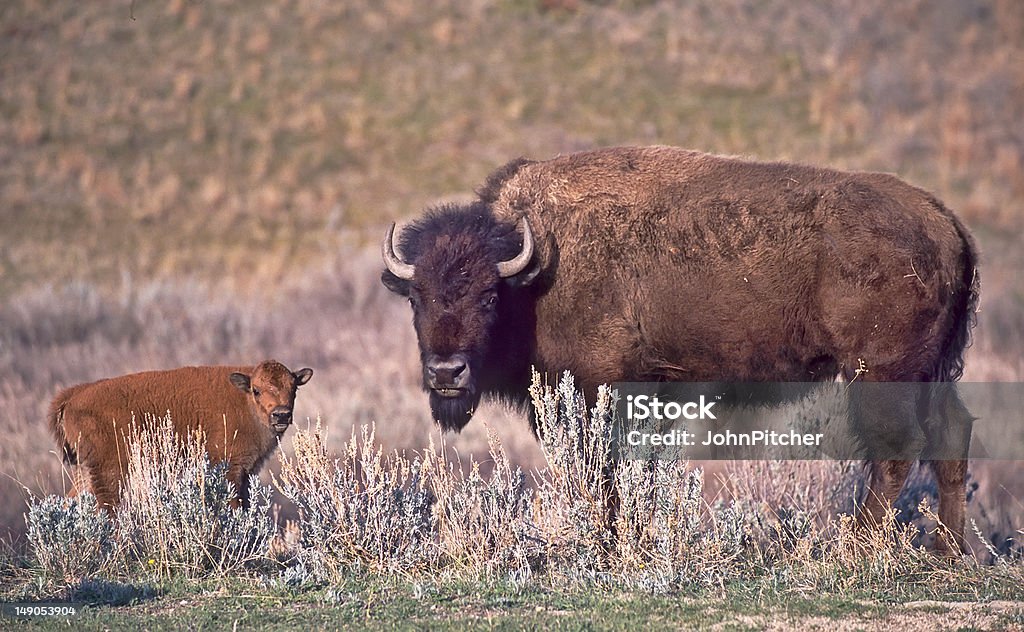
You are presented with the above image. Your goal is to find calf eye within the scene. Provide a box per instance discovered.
[252,388,261,398]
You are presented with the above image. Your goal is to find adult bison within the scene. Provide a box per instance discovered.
[382,146,979,551]
[49,360,313,510]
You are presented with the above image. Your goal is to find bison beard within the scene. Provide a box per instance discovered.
[429,388,481,432]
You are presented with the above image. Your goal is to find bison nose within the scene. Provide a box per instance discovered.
[270,406,293,427]
[426,354,471,392]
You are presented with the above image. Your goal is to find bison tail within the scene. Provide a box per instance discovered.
[934,214,980,383]
[47,394,77,465]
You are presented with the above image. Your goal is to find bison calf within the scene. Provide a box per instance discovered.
[48,360,313,510]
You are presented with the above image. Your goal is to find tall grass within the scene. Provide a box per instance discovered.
[23,414,275,592]
[17,372,1023,601]
[2,1,1022,297]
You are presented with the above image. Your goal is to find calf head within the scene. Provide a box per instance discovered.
[381,204,538,432]
[229,360,313,434]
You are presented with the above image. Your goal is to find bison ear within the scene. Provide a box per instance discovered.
[293,367,313,386]
[229,372,252,393]
[381,270,410,296]
[503,262,542,288]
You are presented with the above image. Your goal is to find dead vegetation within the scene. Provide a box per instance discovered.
[8,372,1022,607]
[1,1,1022,294]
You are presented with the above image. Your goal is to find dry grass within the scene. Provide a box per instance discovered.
[10,371,1022,604]
[1,1,1022,295]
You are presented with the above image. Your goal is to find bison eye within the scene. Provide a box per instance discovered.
[481,291,498,309]
[252,388,261,398]
[408,289,423,308]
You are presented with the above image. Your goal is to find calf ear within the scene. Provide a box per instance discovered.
[293,367,313,386]
[229,372,252,393]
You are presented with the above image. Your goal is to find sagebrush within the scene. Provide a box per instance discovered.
[18,372,1023,600]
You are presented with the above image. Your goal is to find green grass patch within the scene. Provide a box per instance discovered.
[8,576,1023,631]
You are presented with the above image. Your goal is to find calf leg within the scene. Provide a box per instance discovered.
[226,465,250,510]
[85,465,122,513]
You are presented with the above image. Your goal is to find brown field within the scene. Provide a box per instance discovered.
[2,0,1023,566]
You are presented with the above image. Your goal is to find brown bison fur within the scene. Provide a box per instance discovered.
[48,360,313,511]
[382,145,980,552]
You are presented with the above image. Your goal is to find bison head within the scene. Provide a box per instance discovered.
[229,360,313,435]
[381,204,538,432]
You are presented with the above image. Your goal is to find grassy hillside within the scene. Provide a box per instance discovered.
[1,0,1023,625]
[2,1,1022,295]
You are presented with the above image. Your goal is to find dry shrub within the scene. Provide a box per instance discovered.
[424,429,540,578]
[25,492,115,586]
[276,420,540,583]
[19,372,1024,597]
[25,413,276,587]
[275,421,434,579]
[530,371,753,589]
[531,371,617,576]
[117,414,276,580]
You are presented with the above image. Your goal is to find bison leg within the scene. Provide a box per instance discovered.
[859,459,913,532]
[85,465,122,513]
[929,459,967,554]
[925,385,974,554]
[849,381,923,535]
[226,465,250,510]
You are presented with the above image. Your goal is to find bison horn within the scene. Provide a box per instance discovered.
[382,222,415,280]
[496,218,534,278]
